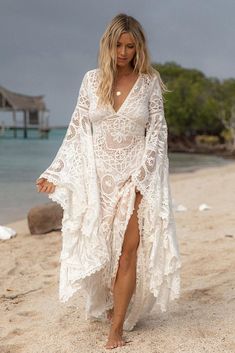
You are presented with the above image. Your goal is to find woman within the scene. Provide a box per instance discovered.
[36,13,181,350]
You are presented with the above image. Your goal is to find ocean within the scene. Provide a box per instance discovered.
[0,128,231,225]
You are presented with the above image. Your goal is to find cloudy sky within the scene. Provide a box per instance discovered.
[0,0,234,126]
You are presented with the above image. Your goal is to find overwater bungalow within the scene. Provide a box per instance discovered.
[0,85,50,138]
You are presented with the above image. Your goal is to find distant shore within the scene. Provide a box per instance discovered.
[2,126,235,163]
[168,134,235,158]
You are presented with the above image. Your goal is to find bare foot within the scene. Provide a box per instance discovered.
[105,326,126,349]
[106,308,114,322]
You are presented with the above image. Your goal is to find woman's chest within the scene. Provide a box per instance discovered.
[88,73,151,126]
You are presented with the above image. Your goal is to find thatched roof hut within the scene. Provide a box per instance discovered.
[0,85,47,111]
[0,85,49,138]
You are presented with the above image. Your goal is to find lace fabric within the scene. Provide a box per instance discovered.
[38,68,181,331]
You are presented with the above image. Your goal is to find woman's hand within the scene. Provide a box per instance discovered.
[36,178,56,194]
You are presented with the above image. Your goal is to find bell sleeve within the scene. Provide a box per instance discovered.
[38,73,89,207]
[37,71,109,302]
[131,73,181,312]
[38,71,99,234]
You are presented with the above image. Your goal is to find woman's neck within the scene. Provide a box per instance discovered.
[116,65,133,77]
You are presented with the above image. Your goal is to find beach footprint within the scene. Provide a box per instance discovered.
[43,273,54,278]
[6,328,24,338]
[43,280,54,286]
[0,344,23,353]
[40,261,58,270]
[17,310,38,318]
[7,266,17,276]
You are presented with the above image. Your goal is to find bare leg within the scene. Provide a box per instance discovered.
[105,191,142,349]
[106,307,114,322]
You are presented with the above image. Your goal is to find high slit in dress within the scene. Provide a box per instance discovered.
[38,68,181,331]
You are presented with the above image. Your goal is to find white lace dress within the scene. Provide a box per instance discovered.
[38,68,181,331]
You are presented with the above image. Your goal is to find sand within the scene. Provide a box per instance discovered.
[1,162,235,353]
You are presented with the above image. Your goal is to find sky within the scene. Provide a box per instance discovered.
[0,0,234,126]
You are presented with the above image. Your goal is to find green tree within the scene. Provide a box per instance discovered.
[152,62,230,139]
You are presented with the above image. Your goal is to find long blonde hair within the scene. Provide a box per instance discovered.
[97,13,168,106]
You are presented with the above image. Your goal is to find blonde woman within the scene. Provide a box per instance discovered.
[36,13,181,350]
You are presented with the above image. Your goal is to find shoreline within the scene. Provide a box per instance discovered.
[169,148,235,162]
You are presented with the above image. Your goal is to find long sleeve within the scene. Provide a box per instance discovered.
[131,73,181,311]
[38,71,100,235]
[39,72,89,211]
[38,71,109,302]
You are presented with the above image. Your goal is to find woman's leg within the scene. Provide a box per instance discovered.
[105,191,143,349]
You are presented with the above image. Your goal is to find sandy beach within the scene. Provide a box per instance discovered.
[1,162,235,353]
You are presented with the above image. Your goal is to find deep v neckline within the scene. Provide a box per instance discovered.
[110,73,142,114]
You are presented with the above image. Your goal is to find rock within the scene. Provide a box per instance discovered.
[27,202,63,234]
[0,225,17,240]
[198,203,211,211]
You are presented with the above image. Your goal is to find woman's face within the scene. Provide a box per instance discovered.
[116,32,136,68]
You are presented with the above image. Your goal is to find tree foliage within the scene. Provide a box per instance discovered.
[154,62,235,142]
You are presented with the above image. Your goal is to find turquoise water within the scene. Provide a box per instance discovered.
[0,128,232,225]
